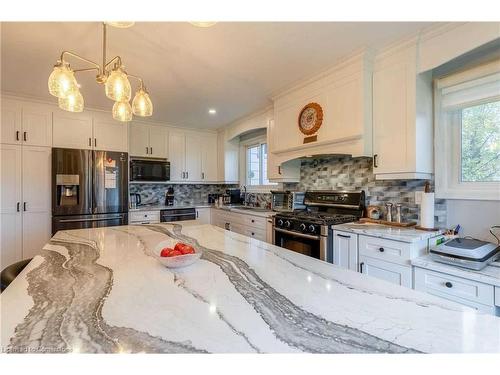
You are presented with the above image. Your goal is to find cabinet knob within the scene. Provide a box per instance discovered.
[251,219,255,223]
[251,232,255,236]
[445,282,453,288]
[378,247,385,252]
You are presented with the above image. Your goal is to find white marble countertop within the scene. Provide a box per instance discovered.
[332,222,443,243]
[412,255,500,287]
[2,222,499,353]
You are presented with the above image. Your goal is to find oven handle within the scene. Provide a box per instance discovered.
[274,227,321,240]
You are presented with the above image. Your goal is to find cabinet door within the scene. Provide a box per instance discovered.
[195,208,211,224]
[201,133,218,181]
[22,146,51,213]
[0,144,23,265]
[168,131,186,181]
[22,211,51,259]
[373,62,409,174]
[22,102,53,147]
[185,133,202,182]
[332,231,358,271]
[0,99,22,145]
[359,255,412,288]
[129,122,150,157]
[53,111,93,150]
[93,116,128,152]
[149,125,168,158]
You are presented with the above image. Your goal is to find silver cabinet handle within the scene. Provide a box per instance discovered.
[16,131,20,141]
[337,233,351,238]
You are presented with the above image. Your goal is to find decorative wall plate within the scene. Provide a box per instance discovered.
[298,102,323,135]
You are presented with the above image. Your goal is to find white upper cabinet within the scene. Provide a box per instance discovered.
[129,122,167,158]
[270,52,373,161]
[372,39,433,180]
[200,133,218,182]
[185,133,202,181]
[53,110,93,149]
[168,130,186,181]
[267,119,301,182]
[1,99,52,147]
[93,114,128,152]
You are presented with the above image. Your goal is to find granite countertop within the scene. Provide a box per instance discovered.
[2,222,499,353]
[412,255,500,287]
[332,222,443,243]
[129,202,213,211]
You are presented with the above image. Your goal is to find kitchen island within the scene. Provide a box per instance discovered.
[1,222,500,353]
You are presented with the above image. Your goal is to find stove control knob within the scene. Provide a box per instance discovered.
[299,223,306,231]
[308,224,316,233]
[277,219,284,227]
[284,220,291,228]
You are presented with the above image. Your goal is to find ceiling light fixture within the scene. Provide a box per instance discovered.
[189,22,217,28]
[48,22,153,121]
[208,108,217,115]
[105,21,135,28]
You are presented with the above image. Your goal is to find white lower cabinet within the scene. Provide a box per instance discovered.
[195,208,211,224]
[0,144,51,266]
[211,209,269,243]
[332,230,358,271]
[414,267,497,314]
[359,255,413,288]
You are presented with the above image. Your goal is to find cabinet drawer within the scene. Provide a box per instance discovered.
[495,287,500,307]
[230,223,266,241]
[359,236,412,265]
[414,267,494,306]
[359,255,412,288]
[129,211,160,223]
[240,214,267,228]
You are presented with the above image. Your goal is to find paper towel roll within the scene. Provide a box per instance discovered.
[420,192,435,229]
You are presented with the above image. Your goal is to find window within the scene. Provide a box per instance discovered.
[460,101,500,182]
[246,142,272,185]
[435,59,500,200]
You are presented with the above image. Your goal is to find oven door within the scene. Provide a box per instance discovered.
[130,159,170,182]
[273,227,327,261]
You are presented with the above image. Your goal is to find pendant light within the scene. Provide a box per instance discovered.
[112,100,133,122]
[105,65,132,102]
[48,61,78,99]
[58,90,84,112]
[132,87,153,116]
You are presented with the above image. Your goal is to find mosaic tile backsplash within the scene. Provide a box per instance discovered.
[284,156,446,225]
[129,184,238,206]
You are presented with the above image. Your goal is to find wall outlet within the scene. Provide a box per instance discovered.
[415,191,423,205]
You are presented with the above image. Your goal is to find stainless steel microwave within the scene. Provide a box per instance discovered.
[130,158,170,182]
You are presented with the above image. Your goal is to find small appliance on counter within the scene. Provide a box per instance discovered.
[165,187,174,206]
[130,193,141,209]
[429,238,500,270]
[208,193,221,204]
[271,191,305,212]
[225,188,241,204]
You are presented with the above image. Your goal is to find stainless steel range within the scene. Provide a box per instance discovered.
[273,190,365,262]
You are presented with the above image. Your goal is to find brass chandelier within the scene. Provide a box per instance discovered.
[48,22,153,121]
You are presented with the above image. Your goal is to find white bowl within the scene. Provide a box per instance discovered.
[153,240,202,268]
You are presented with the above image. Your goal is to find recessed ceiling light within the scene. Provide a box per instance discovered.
[208,109,217,115]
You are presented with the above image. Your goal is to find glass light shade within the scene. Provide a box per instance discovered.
[112,101,133,122]
[106,21,135,28]
[58,90,84,112]
[132,88,153,117]
[105,67,131,101]
[189,22,217,28]
[48,63,78,99]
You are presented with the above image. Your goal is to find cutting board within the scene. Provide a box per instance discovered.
[359,218,417,227]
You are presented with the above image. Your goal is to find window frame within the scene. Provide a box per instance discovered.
[239,134,277,192]
[434,60,500,201]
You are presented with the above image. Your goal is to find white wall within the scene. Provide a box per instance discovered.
[446,200,500,242]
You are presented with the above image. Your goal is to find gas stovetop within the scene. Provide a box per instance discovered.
[273,190,365,236]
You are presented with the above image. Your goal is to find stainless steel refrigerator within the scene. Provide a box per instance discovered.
[52,148,129,234]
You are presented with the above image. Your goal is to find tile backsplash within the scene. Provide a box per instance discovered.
[284,156,446,224]
[129,184,238,205]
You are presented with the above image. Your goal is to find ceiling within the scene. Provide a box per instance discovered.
[1,22,439,129]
